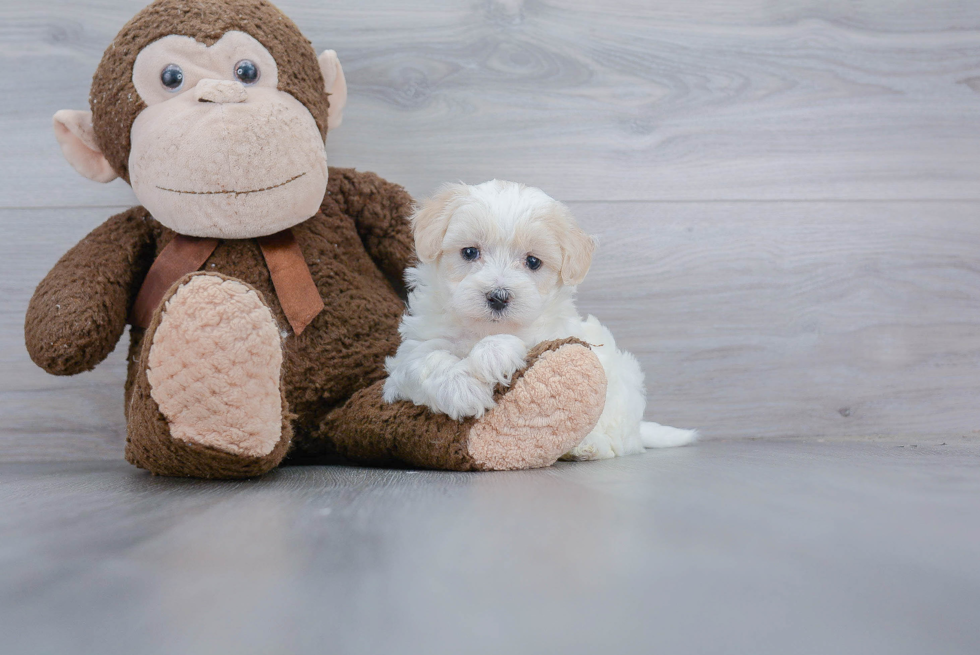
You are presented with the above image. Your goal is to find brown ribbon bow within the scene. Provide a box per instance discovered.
[129,229,324,335]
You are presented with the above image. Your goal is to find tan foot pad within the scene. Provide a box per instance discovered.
[467,343,607,471]
[146,275,283,458]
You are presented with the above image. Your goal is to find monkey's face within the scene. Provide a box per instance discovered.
[123,31,328,238]
[53,1,345,239]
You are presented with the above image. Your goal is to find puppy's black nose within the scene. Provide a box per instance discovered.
[486,288,510,312]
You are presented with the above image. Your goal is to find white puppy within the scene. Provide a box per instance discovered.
[383,180,697,460]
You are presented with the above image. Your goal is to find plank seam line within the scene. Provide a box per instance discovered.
[5,199,980,211]
[565,199,980,205]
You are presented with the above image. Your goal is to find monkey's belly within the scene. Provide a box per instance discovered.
[280,270,404,432]
[127,215,405,440]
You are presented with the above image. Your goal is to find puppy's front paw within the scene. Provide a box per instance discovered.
[468,334,528,387]
[424,369,496,420]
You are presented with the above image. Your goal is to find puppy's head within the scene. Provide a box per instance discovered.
[411,180,596,330]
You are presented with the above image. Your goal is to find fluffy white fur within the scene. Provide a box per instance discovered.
[383,180,697,460]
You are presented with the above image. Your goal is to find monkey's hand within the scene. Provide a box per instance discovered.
[25,208,154,376]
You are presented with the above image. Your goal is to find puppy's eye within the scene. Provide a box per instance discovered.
[461,247,480,261]
[161,64,184,91]
[234,60,260,85]
[525,255,542,271]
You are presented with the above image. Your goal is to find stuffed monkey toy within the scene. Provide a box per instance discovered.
[25,0,607,478]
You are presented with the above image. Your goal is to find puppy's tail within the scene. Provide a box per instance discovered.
[640,422,699,449]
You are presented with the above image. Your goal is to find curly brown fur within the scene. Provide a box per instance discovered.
[90,0,330,181]
[25,207,156,375]
[318,381,478,471]
[27,168,416,469]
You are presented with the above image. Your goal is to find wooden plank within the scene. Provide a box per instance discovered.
[1,0,979,207]
[3,201,978,461]
[569,200,980,439]
[2,439,980,654]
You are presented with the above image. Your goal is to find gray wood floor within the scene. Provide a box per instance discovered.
[1,2,980,653]
[3,436,979,655]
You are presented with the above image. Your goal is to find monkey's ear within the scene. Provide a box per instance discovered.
[318,50,347,131]
[411,184,470,263]
[53,110,118,183]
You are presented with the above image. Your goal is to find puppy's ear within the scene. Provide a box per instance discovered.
[412,184,469,263]
[559,225,597,285]
[552,205,596,286]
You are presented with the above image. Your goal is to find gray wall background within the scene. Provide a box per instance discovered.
[2,0,979,461]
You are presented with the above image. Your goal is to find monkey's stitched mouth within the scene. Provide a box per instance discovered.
[156,172,306,196]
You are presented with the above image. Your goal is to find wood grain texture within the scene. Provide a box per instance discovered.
[569,200,980,440]
[3,200,978,460]
[3,4,979,650]
[1,0,980,460]
[1,0,979,206]
[2,438,979,654]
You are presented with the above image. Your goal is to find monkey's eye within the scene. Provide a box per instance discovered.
[525,255,542,270]
[234,60,260,85]
[160,64,184,91]
[461,247,480,261]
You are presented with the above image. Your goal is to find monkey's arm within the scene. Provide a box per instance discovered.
[25,207,155,376]
[326,167,416,282]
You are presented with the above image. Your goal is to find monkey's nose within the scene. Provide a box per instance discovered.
[194,79,248,104]
[486,288,511,312]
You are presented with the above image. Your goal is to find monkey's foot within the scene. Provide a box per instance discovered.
[465,339,607,470]
[322,339,606,472]
[126,273,291,478]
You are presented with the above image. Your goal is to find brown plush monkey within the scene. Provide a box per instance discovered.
[25,0,607,478]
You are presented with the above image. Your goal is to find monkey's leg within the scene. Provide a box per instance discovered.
[320,339,607,471]
[125,273,292,478]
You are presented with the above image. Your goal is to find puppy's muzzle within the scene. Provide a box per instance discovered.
[486,288,511,313]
